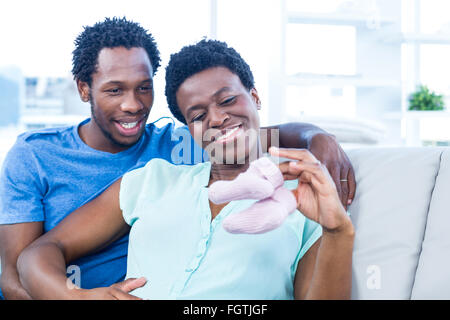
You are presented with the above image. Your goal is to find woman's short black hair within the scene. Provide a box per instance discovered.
[165,39,255,124]
[72,17,160,86]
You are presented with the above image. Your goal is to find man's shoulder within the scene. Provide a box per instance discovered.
[18,125,75,144]
[144,120,178,138]
[5,121,85,163]
[5,126,74,159]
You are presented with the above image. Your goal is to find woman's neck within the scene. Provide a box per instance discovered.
[209,162,250,186]
[209,150,264,186]
[208,138,264,185]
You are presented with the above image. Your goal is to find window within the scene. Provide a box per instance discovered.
[0,0,211,127]
[285,24,356,117]
[401,0,450,145]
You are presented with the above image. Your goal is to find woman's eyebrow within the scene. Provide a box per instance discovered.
[187,87,232,111]
[187,104,204,112]
[185,87,234,117]
[213,86,232,98]
[186,104,205,118]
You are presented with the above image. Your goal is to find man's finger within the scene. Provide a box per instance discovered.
[347,166,356,206]
[113,277,147,293]
[340,166,350,209]
[111,287,143,300]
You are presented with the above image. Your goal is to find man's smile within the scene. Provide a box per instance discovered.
[113,115,147,137]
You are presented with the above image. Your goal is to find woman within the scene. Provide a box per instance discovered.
[18,40,354,300]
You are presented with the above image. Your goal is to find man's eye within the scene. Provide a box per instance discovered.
[107,88,121,94]
[139,86,152,92]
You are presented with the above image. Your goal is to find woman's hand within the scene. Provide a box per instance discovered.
[270,147,351,233]
[75,277,146,300]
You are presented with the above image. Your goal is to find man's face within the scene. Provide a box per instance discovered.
[80,47,154,151]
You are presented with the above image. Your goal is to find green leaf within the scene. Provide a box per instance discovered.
[408,85,445,111]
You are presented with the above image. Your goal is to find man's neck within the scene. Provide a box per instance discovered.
[78,120,130,154]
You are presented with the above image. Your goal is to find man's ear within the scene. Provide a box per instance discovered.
[76,79,90,103]
[250,88,262,110]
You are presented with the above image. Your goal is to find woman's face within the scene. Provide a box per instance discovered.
[176,67,261,164]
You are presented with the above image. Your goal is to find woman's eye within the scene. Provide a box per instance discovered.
[192,113,205,122]
[221,96,236,105]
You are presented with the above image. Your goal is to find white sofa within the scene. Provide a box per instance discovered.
[1,146,448,300]
[346,147,450,299]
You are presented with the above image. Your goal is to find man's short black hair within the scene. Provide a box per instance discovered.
[72,17,160,85]
[165,39,255,124]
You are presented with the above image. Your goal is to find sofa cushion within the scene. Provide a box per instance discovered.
[345,147,442,299]
[411,149,450,299]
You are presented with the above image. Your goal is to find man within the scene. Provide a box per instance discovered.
[0,17,355,299]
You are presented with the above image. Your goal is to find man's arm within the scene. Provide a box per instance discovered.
[0,139,48,300]
[17,178,137,300]
[0,222,43,299]
[261,122,356,208]
[261,122,325,151]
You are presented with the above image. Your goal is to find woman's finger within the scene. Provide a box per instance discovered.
[328,164,340,195]
[282,173,301,181]
[288,161,328,186]
[269,147,318,163]
[278,161,318,181]
[298,170,314,184]
[278,160,322,176]
[277,161,293,175]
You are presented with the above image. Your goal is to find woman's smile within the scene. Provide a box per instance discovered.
[213,124,244,144]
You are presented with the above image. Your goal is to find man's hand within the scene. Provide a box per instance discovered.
[263,123,356,208]
[76,277,147,300]
[307,133,356,208]
[0,222,43,300]
[0,269,32,300]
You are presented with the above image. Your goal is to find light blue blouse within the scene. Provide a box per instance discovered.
[120,158,322,300]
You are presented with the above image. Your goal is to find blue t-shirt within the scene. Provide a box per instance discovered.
[0,118,203,299]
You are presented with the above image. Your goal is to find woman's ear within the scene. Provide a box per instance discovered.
[77,79,90,103]
[250,88,262,110]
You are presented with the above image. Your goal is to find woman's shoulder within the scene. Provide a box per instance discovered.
[125,158,210,179]
[120,159,211,225]
[122,158,211,197]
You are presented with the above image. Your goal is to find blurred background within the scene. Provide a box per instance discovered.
[1,0,450,167]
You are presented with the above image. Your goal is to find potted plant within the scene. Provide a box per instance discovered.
[408,85,445,111]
